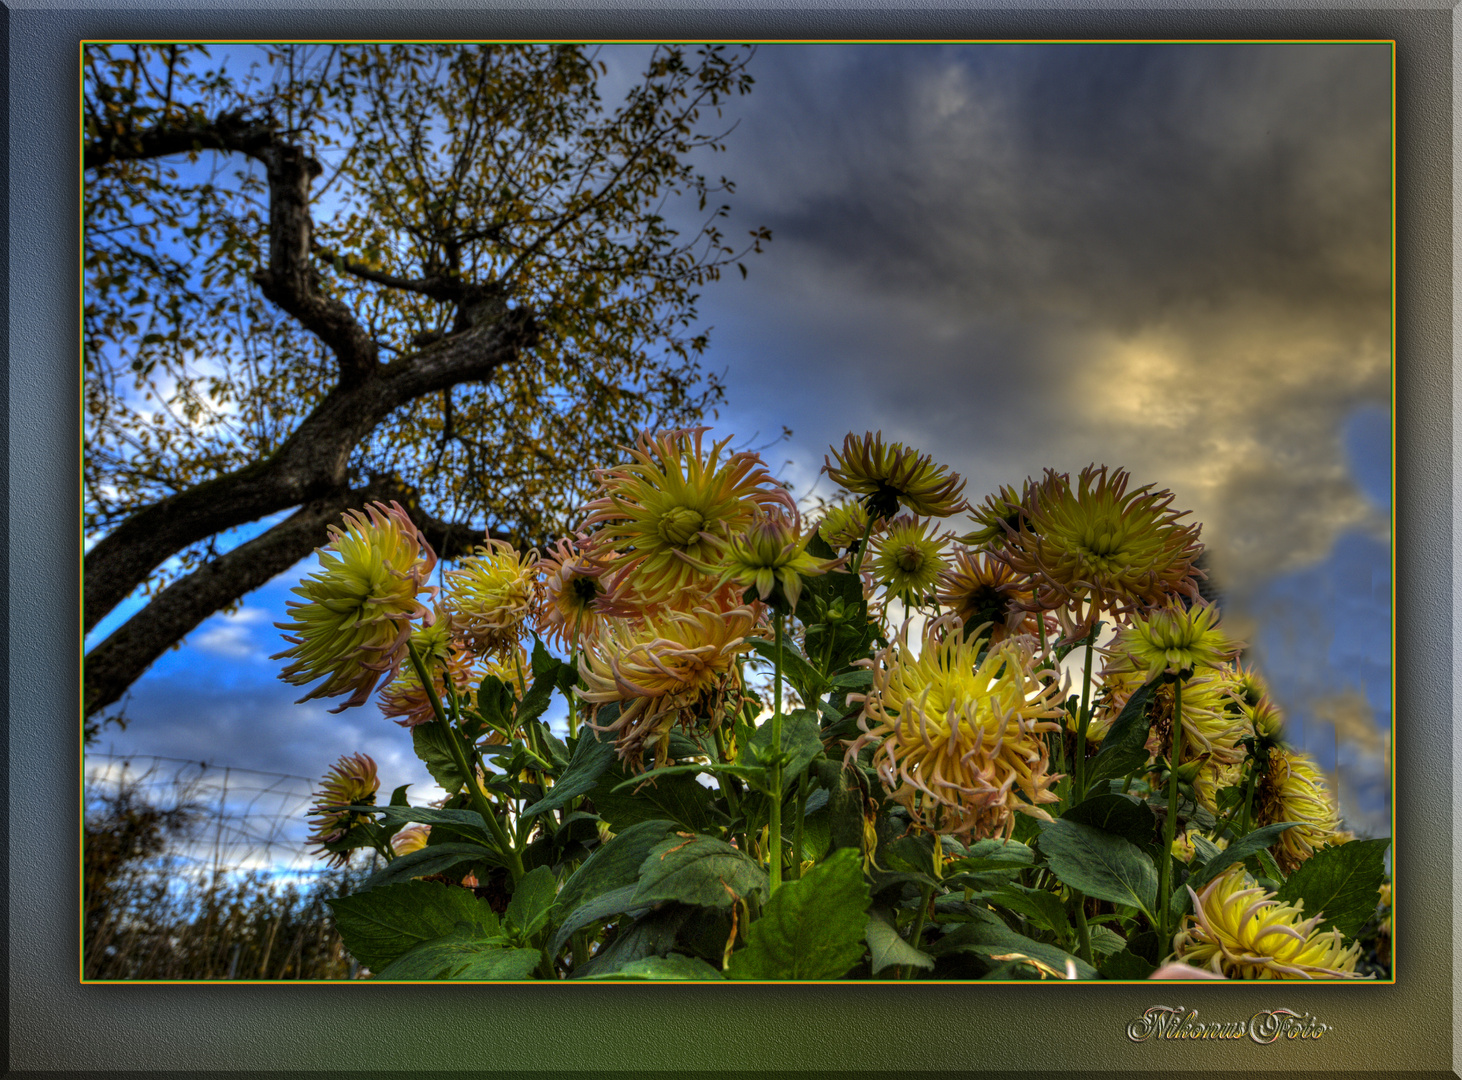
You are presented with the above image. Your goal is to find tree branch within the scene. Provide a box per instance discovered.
[83,303,537,634]
[84,474,521,720]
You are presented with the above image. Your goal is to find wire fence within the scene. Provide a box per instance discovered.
[84,752,329,880]
[83,753,369,979]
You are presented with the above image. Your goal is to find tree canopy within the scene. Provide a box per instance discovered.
[83,42,770,722]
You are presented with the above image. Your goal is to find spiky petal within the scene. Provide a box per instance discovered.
[305,753,380,867]
[848,616,1066,841]
[822,431,968,519]
[579,427,794,607]
[1173,868,1364,979]
[274,501,436,712]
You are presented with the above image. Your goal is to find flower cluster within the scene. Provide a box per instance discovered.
[275,428,1378,984]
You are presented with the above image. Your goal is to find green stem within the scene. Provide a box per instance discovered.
[1071,624,1099,806]
[1072,889,1093,965]
[848,511,877,577]
[768,613,786,893]
[903,882,934,979]
[408,643,525,884]
[566,651,580,740]
[1158,679,1184,949]
[1237,756,1259,836]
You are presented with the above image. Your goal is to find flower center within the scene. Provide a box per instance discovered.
[569,574,601,605]
[895,544,926,574]
[656,507,707,548]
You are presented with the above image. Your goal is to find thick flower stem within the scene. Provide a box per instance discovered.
[767,613,787,892]
[1072,888,1094,965]
[902,882,934,979]
[848,513,877,577]
[1071,624,1099,806]
[1237,759,1259,836]
[1158,679,1184,948]
[409,643,525,884]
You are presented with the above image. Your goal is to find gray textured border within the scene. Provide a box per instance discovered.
[25,5,1447,1075]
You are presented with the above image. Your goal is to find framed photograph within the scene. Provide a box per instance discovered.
[42,4,1445,1076]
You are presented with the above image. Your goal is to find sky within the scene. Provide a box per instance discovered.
[85,42,1394,862]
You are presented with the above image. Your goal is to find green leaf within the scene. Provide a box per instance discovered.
[411,722,468,794]
[1085,679,1159,792]
[986,882,1072,942]
[726,847,871,980]
[345,804,493,844]
[577,953,724,980]
[327,880,502,973]
[591,765,719,832]
[1186,821,1303,892]
[828,669,873,691]
[929,908,1097,979]
[476,674,517,732]
[553,819,681,917]
[1099,948,1157,980]
[1190,834,1224,864]
[516,639,566,730]
[1276,837,1390,940]
[389,784,411,807]
[946,838,1035,876]
[573,905,692,978]
[1061,793,1157,850]
[746,709,824,792]
[634,834,769,911]
[549,884,648,957]
[522,723,618,819]
[865,906,934,975]
[1089,924,1127,958]
[364,842,502,888]
[1039,819,1158,918]
[376,938,540,981]
[505,865,558,942]
[1244,847,1285,883]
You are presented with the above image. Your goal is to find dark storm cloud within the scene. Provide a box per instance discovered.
[705,41,1391,588]
[736,43,1390,333]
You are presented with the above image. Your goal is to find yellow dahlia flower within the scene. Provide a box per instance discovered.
[391,823,431,855]
[580,427,794,607]
[936,547,1049,644]
[823,431,968,519]
[960,481,1035,549]
[708,510,842,612]
[1256,748,1341,873]
[306,752,380,867]
[848,616,1066,841]
[1220,661,1285,741]
[534,536,630,649]
[1173,868,1364,979]
[577,604,758,769]
[443,538,539,659]
[817,499,878,552]
[275,501,436,711]
[1106,602,1242,682]
[378,617,478,728]
[870,515,951,598]
[1088,668,1246,799]
[997,465,1204,640]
